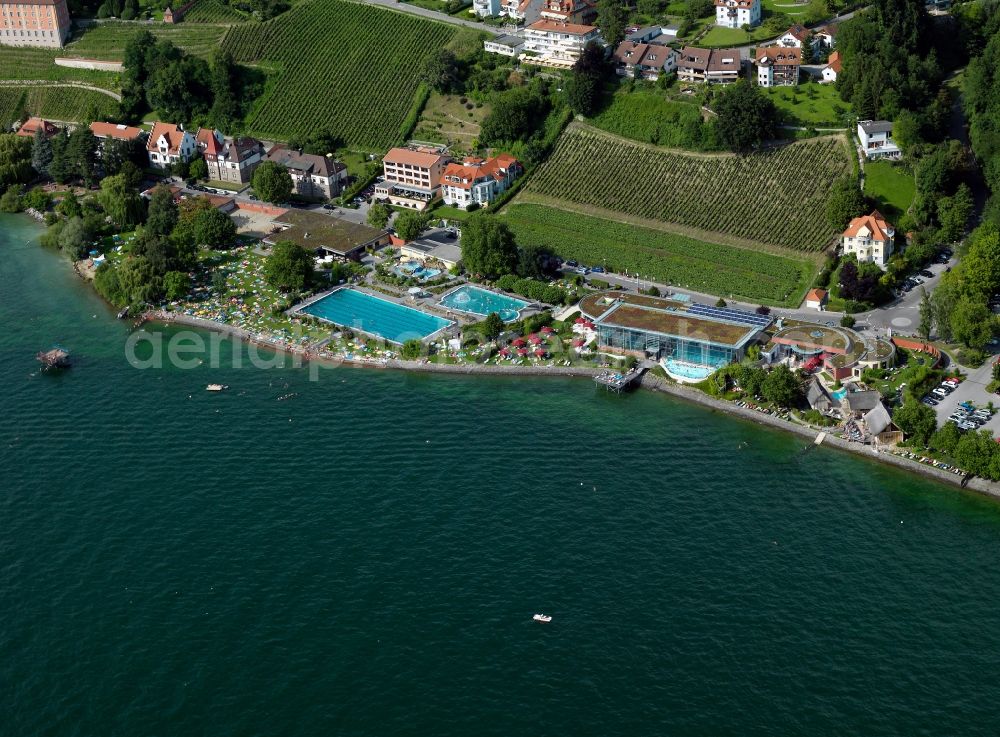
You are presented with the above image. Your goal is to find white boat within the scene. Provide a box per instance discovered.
[532,613,552,623]
[206,384,228,392]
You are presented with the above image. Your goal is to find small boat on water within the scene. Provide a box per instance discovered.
[116,307,129,319]
[532,614,552,623]
[206,384,228,392]
[36,347,70,370]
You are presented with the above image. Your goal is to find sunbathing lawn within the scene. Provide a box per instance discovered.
[864,161,916,221]
[764,83,851,127]
[699,24,773,46]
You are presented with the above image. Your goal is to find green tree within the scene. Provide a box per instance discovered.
[99,173,145,229]
[164,270,190,300]
[400,339,424,360]
[937,183,973,242]
[713,80,778,152]
[57,191,81,219]
[118,255,163,304]
[597,0,630,48]
[565,72,599,116]
[65,127,98,185]
[958,224,1000,300]
[395,210,428,242]
[208,50,241,131]
[825,176,866,229]
[950,297,994,349]
[0,186,21,212]
[264,240,314,291]
[930,421,961,455]
[30,127,52,177]
[146,185,179,238]
[479,87,548,145]
[121,0,137,19]
[918,287,933,339]
[58,216,91,259]
[367,202,390,229]
[761,364,802,407]
[460,213,518,278]
[483,312,504,340]
[252,161,293,204]
[893,399,937,446]
[188,157,208,181]
[422,49,461,93]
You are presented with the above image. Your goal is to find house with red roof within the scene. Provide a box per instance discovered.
[715,0,760,29]
[203,135,265,185]
[822,50,841,83]
[613,40,678,81]
[440,154,522,210]
[776,24,811,49]
[375,145,450,210]
[146,121,196,169]
[90,121,145,146]
[842,210,896,268]
[16,117,58,138]
[755,46,800,87]
[804,288,829,310]
[523,19,603,67]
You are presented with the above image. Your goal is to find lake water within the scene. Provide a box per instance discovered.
[4,215,1000,735]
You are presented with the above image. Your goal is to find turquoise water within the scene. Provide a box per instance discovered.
[439,284,528,321]
[7,215,1000,735]
[392,260,441,281]
[663,358,714,380]
[832,388,848,401]
[300,287,452,343]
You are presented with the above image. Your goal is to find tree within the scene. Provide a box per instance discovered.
[59,216,91,259]
[918,288,933,339]
[713,80,778,152]
[193,207,237,248]
[164,270,190,300]
[761,364,802,407]
[483,312,504,340]
[950,297,995,349]
[146,185,179,238]
[367,202,390,229]
[395,210,428,242]
[252,161,293,204]
[208,50,241,131]
[57,191,81,219]
[188,157,208,181]
[574,41,609,80]
[825,177,866,229]
[516,242,545,279]
[65,127,98,185]
[479,87,548,145]
[565,72,599,116]
[597,0,630,48]
[422,49,461,93]
[99,174,145,229]
[893,399,937,446]
[840,314,856,327]
[118,255,163,304]
[959,224,1000,300]
[121,0,137,19]
[460,213,519,278]
[0,186,21,212]
[937,183,973,242]
[930,421,961,455]
[264,240,314,291]
[30,127,52,177]
[400,339,424,360]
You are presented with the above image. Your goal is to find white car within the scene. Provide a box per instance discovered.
[932,388,949,398]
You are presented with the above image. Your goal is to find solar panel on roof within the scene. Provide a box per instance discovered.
[687,303,773,329]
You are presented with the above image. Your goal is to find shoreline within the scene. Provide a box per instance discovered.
[144,310,1000,500]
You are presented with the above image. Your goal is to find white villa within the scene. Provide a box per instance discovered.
[146,121,196,169]
[522,19,602,66]
[857,120,902,160]
[440,154,522,210]
[715,0,761,29]
[842,210,896,268]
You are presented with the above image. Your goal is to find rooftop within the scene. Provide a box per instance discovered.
[858,120,894,135]
[268,210,387,256]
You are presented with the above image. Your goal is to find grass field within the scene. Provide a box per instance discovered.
[699,24,773,46]
[764,82,851,127]
[588,91,704,146]
[864,160,916,221]
[66,22,227,59]
[222,0,455,148]
[522,123,852,254]
[504,204,811,305]
[182,0,252,23]
[412,92,490,152]
[0,85,118,126]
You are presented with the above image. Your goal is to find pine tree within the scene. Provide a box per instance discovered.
[30,127,52,177]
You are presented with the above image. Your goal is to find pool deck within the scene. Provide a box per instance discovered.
[437,284,534,321]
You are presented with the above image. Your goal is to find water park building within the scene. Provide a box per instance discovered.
[579,291,771,376]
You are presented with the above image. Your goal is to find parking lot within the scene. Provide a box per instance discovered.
[927,356,1000,435]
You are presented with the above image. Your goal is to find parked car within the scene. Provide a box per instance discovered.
[958,421,978,431]
[932,388,949,398]
[919,269,934,278]
[922,397,939,406]
[565,260,578,268]
[591,266,605,273]
[575,266,589,275]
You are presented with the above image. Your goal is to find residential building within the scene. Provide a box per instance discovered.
[89,121,145,149]
[146,121,197,169]
[0,0,71,48]
[776,23,811,48]
[677,46,742,84]
[626,25,666,43]
[842,210,896,268]
[16,116,57,138]
[814,22,838,48]
[804,288,829,310]
[613,40,677,81]
[265,144,349,199]
[500,0,542,23]
[857,120,901,160]
[399,230,462,269]
[714,0,760,29]
[203,136,265,185]
[473,0,501,16]
[539,0,596,24]
[375,145,450,210]
[821,50,841,83]
[522,19,602,67]
[755,46,800,87]
[484,33,524,56]
[440,153,522,209]
[195,127,224,157]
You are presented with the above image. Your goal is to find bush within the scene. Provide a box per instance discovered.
[957,348,987,368]
[843,300,867,314]
[840,314,856,328]
[400,339,423,360]
[589,278,610,289]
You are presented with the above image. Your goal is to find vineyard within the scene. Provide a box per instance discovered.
[182,0,251,23]
[67,22,227,59]
[504,204,810,306]
[524,124,852,254]
[221,0,455,148]
[0,85,117,128]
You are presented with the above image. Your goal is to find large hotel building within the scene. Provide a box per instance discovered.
[0,0,71,48]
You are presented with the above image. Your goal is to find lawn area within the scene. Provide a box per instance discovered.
[864,160,916,221]
[412,92,491,153]
[587,90,704,146]
[763,0,808,17]
[503,203,813,306]
[764,82,852,127]
[204,180,248,192]
[700,24,773,46]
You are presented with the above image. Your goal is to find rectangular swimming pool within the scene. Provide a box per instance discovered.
[300,288,453,344]
[438,285,529,322]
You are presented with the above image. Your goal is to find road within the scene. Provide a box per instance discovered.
[356,0,497,32]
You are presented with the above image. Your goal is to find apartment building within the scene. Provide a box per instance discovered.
[715,0,760,29]
[0,0,71,48]
[375,145,450,210]
[522,19,602,67]
[755,46,800,87]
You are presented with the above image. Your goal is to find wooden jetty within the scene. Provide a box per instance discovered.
[594,367,643,393]
[36,347,71,370]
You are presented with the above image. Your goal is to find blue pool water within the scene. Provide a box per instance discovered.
[392,261,441,282]
[301,288,452,344]
[662,359,715,381]
[831,388,847,401]
[439,285,529,322]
